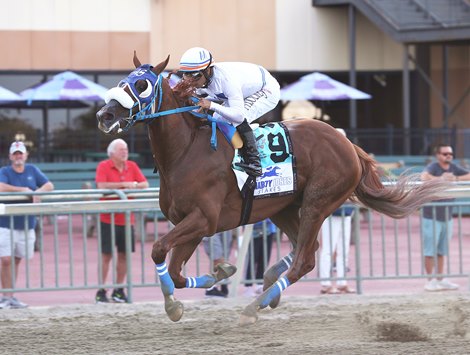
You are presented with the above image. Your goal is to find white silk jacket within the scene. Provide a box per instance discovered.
[196,62,280,125]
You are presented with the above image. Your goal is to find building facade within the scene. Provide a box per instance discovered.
[0,0,469,158]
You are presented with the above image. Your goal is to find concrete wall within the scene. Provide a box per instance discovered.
[150,0,276,70]
[0,0,404,71]
[0,0,467,132]
[275,0,403,71]
[0,0,150,70]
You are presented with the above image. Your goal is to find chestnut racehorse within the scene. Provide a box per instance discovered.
[97,54,449,325]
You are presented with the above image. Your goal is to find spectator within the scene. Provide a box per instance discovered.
[421,144,470,292]
[203,231,234,298]
[0,141,54,309]
[94,139,149,303]
[319,204,355,294]
[244,219,276,297]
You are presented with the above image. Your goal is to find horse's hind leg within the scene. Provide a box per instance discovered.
[240,193,334,325]
[262,205,300,309]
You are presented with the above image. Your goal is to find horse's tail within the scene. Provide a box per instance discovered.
[351,145,450,219]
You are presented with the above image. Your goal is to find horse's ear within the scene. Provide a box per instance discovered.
[133,50,142,68]
[152,55,170,75]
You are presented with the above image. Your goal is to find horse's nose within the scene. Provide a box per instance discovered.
[96,108,114,122]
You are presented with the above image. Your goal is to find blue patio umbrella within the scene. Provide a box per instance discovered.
[19,70,179,104]
[281,72,371,101]
[0,85,22,103]
[20,71,108,104]
[3,71,109,155]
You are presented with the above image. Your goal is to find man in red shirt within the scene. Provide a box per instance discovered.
[95,138,149,303]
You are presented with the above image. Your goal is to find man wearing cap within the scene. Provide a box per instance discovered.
[0,141,54,309]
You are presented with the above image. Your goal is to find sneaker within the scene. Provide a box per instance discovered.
[243,286,256,297]
[111,288,128,303]
[205,286,227,298]
[424,279,444,292]
[0,297,11,309]
[253,284,264,295]
[437,279,459,290]
[8,297,28,309]
[220,284,229,297]
[95,289,109,303]
[243,285,264,297]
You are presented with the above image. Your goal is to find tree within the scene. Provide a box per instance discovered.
[0,113,38,164]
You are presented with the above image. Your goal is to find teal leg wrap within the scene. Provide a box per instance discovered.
[259,276,290,309]
[156,262,174,295]
[185,274,216,288]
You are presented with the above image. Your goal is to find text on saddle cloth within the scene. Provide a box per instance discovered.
[233,122,297,199]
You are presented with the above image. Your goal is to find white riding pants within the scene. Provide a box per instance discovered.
[319,215,352,287]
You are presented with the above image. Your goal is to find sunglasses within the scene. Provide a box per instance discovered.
[440,152,453,156]
[182,71,203,80]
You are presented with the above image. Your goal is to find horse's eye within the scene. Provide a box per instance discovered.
[135,80,148,92]
[138,79,153,98]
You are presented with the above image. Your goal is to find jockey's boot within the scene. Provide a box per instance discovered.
[235,120,262,177]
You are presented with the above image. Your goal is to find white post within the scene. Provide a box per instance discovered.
[229,224,253,298]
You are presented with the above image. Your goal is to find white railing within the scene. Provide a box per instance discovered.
[0,184,469,304]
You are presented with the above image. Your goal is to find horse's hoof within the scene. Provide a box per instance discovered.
[263,281,281,309]
[269,294,281,309]
[215,262,237,281]
[164,297,184,322]
[239,313,258,326]
[239,304,258,326]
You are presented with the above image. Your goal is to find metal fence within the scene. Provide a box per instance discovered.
[0,186,469,304]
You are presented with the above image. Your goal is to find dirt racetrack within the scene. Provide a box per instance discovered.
[1,292,469,355]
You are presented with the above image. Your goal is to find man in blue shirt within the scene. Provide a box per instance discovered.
[421,144,470,292]
[0,141,53,309]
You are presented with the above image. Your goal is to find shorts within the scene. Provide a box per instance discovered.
[421,217,453,256]
[203,232,233,260]
[99,222,135,254]
[0,227,36,259]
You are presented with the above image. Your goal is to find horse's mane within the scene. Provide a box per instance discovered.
[165,72,209,129]
[168,72,198,106]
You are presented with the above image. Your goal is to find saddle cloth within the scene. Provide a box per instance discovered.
[232,122,297,199]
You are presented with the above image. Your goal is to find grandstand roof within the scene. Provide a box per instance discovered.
[313,0,470,43]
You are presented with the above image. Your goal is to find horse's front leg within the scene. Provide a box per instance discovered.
[152,211,212,322]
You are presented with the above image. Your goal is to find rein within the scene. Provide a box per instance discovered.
[121,73,223,150]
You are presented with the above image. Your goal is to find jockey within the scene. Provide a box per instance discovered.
[178,47,281,177]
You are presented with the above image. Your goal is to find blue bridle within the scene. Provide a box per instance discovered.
[105,65,222,150]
